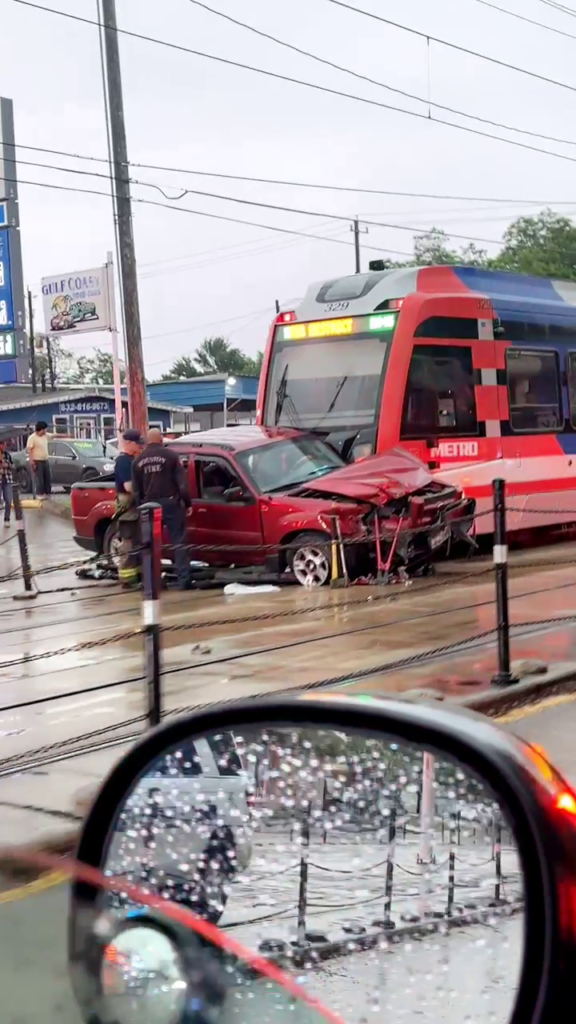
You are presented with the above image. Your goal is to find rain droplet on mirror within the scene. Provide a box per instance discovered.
[97,722,525,1024]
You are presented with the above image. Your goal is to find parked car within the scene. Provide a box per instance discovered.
[71,427,474,585]
[106,729,252,923]
[12,439,116,493]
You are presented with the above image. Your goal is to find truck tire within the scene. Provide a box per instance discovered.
[103,521,122,566]
[285,530,331,587]
[14,465,32,494]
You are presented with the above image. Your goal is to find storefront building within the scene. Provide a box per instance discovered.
[0,385,193,439]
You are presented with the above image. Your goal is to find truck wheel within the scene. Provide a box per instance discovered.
[103,521,122,567]
[287,531,331,587]
[81,468,99,482]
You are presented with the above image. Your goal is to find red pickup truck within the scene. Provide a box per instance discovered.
[71,427,474,586]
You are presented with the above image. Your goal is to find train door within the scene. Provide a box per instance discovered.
[392,311,503,530]
[499,345,567,529]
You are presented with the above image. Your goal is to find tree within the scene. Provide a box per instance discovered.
[66,349,126,386]
[159,337,263,381]
[160,355,197,381]
[393,228,488,268]
[34,337,76,389]
[374,210,576,280]
[490,209,576,280]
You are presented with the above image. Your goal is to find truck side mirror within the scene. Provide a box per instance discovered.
[224,485,247,503]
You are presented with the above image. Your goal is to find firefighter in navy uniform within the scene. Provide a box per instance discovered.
[132,428,192,590]
[114,429,143,589]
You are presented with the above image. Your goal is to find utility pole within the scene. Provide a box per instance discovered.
[101,0,147,437]
[350,218,368,274]
[352,217,361,273]
[46,336,55,391]
[27,288,36,394]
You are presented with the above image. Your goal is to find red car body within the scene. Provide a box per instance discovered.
[71,427,474,580]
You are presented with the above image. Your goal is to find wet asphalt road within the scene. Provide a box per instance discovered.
[2,511,576,1021]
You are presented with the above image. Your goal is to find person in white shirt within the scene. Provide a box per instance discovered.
[26,421,51,498]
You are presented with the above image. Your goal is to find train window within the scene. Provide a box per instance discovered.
[414,317,479,340]
[567,353,576,429]
[506,348,560,433]
[400,345,478,439]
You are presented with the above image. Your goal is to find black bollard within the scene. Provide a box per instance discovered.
[373,803,397,930]
[140,502,162,727]
[12,483,37,601]
[296,813,310,948]
[493,819,504,905]
[446,814,456,918]
[491,478,514,686]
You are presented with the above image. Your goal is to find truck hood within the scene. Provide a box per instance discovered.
[291,448,435,505]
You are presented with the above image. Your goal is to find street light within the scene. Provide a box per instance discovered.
[223,377,237,427]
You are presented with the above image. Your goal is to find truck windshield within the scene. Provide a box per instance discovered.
[237,436,344,493]
[263,314,395,431]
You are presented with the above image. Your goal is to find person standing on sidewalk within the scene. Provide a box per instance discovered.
[132,428,192,590]
[114,428,143,588]
[0,439,14,527]
[26,421,51,498]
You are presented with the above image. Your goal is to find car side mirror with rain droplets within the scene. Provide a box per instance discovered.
[68,696,576,1024]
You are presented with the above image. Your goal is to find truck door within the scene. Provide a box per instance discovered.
[192,455,263,566]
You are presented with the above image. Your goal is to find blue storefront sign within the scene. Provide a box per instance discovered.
[58,399,112,414]
[0,229,14,331]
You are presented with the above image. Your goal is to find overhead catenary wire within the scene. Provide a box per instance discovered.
[13,0,576,168]
[185,0,576,151]
[535,0,576,17]
[322,0,576,94]
[469,0,576,39]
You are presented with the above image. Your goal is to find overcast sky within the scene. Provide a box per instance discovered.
[4,0,576,376]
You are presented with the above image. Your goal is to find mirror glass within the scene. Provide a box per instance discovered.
[85,722,524,1024]
[101,925,185,1024]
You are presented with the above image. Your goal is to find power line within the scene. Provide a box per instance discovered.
[185,0,576,150]
[13,0,576,168]
[469,0,576,39]
[10,167,576,259]
[8,138,576,206]
[323,0,576,95]
[7,172,403,254]
[139,225,351,279]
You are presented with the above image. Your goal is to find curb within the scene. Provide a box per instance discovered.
[393,662,576,720]
[283,899,524,968]
[20,497,72,520]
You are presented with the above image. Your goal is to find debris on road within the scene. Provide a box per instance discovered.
[224,582,281,595]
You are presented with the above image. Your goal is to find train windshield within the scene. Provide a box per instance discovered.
[263,313,396,431]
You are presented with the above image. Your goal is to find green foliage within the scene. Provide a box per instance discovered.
[490,209,576,280]
[65,349,126,386]
[160,337,263,381]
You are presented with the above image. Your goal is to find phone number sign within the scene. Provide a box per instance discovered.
[59,400,111,414]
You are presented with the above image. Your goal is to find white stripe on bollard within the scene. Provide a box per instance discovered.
[493,544,508,564]
[142,600,160,627]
